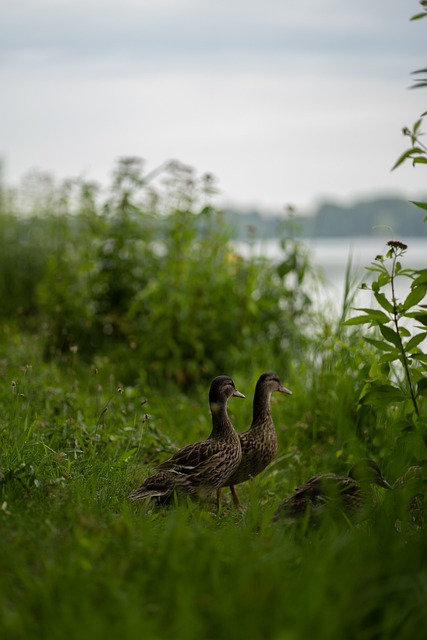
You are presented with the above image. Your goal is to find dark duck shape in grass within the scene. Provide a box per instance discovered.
[393,459,427,530]
[130,375,245,505]
[219,372,292,509]
[273,458,392,525]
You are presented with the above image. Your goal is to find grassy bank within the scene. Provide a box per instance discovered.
[1,331,426,640]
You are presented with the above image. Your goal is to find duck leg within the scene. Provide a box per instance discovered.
[216,487,223,511]
[230,484,244,510]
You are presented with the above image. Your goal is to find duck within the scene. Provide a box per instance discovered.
[129,375,245,505]
[218,372,292,509]
[273,458,391,525]
[393,460,427,529]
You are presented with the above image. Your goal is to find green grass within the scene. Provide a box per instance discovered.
[1,333,427,640]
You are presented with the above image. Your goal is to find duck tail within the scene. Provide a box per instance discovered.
[129,472,173,501]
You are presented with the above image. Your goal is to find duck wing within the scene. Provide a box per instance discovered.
[292,473,358,505]
[156,439,221,474]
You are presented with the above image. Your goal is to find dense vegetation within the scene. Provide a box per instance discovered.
[1,4,427,639]
[0,157,319,388]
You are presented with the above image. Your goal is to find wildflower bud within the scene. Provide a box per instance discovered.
[387,240,408,251]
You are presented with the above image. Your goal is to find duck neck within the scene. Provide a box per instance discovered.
[252,388,272,427]
[209,402,235,440]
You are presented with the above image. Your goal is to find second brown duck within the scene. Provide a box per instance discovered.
[393,460,427,530]
[219,372,292,509]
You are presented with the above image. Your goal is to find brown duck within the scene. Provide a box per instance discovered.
[219,372,291,509]
[273,458,391,525]
[130,375,245,504]
[393,460,427,529]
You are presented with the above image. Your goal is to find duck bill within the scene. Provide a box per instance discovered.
[233,389,245,399]
[379,477,393,490]
[279,385,292,395]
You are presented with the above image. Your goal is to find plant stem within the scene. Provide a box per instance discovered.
[390,250,420,417]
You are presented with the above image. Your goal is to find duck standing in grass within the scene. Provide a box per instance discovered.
[130,375,245,505]
[273,458,391,525]
[219,372,292,509]
[393,460,427,530]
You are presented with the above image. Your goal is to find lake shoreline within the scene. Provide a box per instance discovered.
[235,236,426,316]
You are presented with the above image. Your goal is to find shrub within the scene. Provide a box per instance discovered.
[1,158,319,388]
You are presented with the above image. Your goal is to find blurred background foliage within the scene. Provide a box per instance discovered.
[0,157,318,389]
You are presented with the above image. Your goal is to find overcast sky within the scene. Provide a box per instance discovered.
[1,0,426,211]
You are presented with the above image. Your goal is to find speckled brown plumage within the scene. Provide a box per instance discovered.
[393,460,427,530]
[219,372,291,508]
[129,375,244,504]
[273,459,391,525]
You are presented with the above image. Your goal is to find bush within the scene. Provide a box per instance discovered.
[0,158,319,388]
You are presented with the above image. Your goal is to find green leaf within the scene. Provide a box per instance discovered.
[277,261,294,278]
[410,12,427,21]
[374,292,394,313]
[343,315,372,326]
[410,369,426,382]
[379,324,401,348]
[359,384,406,406]
[366,265,387,275]
[392,147,426,171]
[411,353,427,363]
[410,201,427,212]
[409,332,427,351]
[368,360,390,377]
[413,119,423,133]
[378,351,400,364]
[391,150,414,171]
[411,270,427,286]
[354,308,390,324]
[413,157,427,165]
[363,337,395,351]
[118,447,138,462]
[403,285,427,311]
[417,378,427,396]
[407,312,427,327]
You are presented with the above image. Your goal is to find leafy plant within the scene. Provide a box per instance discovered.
[392,1,427,215]
[392,119,427,179]
[345,241,427,423]
[340,3,427,465]
[410,0,427,23]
